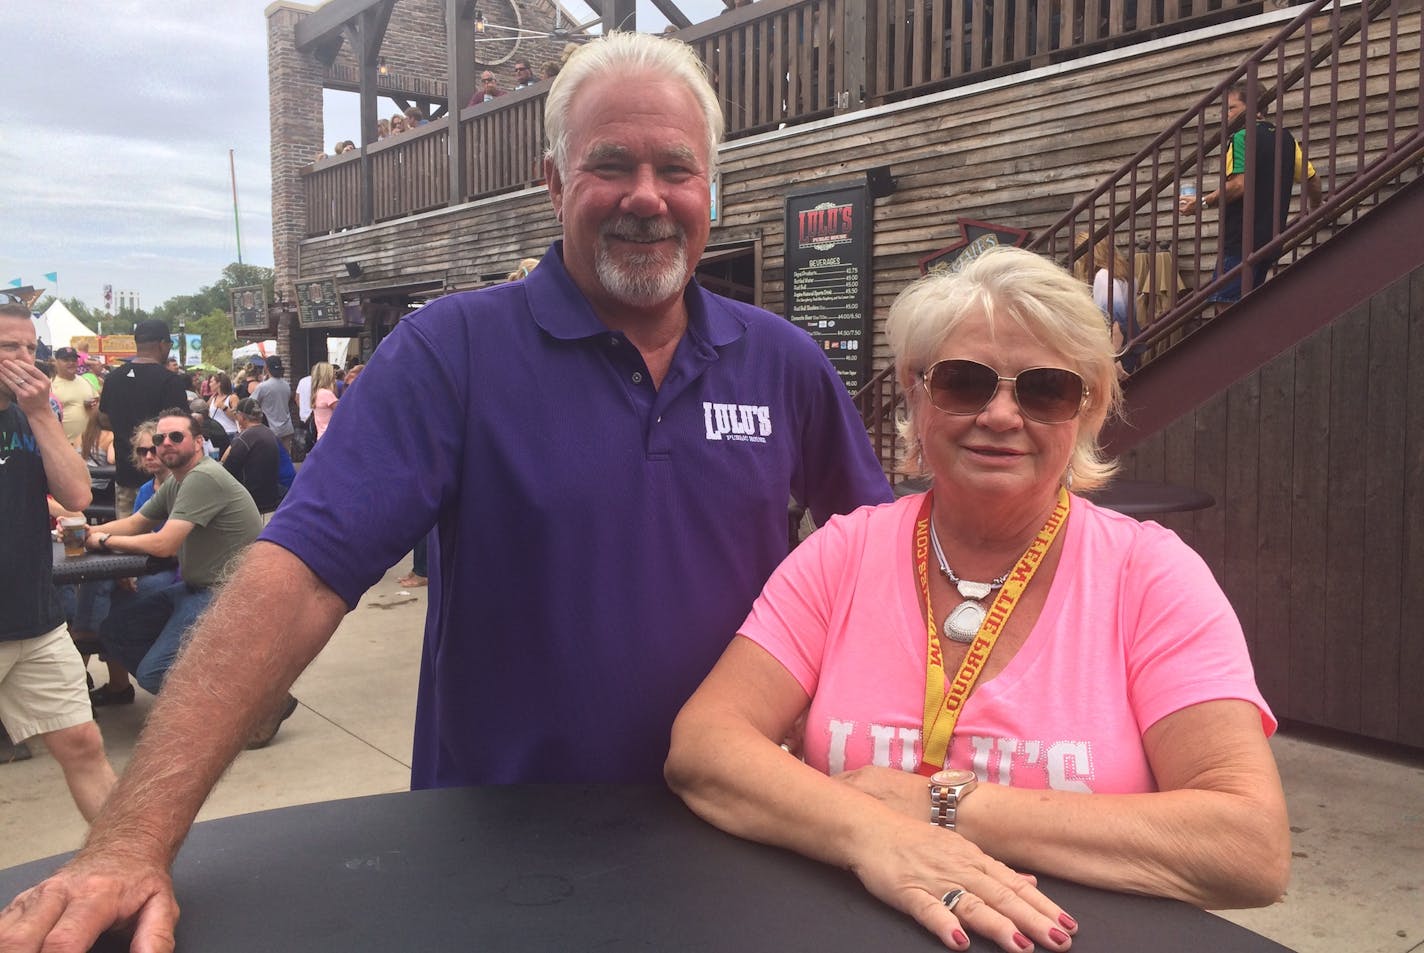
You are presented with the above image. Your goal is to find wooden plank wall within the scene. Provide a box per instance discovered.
[1115,263,1424,747]
[299,7,1417,314]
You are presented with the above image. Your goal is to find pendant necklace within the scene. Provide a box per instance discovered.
[928,521,1013,644]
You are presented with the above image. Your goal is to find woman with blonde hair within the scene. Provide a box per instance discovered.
[309,362,339,441]
[667,246,1287,952]
[1073,231,1135,374]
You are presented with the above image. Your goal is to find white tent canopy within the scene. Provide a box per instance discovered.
[37,300,98,351]
[232,340,278,364]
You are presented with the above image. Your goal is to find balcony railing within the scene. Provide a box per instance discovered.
[1032,0,1422,357]
[302,0,1274,236]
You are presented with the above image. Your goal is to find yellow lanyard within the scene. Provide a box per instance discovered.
[913,487,1072,776]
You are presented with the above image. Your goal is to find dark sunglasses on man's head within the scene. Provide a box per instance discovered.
[153,430,189,446]
[920,359,1087,425]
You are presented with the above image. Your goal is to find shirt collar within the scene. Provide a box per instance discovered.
[525,241,748,349]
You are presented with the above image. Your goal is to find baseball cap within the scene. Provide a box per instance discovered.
[235,398,265,420]
[54,347,79,360]
[133,319,173,344]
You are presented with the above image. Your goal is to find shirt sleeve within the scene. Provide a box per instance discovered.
[260,313,468,608]
[1121,523,1276,736]
[139,477,174,522]
[738,512,859,696]
[782,331,893,525]
[223,432,250,475]
[162,374,189,413]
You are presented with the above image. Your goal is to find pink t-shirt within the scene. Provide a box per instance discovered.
[312,388,338,438]
[740,493,1274,794]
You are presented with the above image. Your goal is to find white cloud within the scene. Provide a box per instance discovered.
[2,0,731,308]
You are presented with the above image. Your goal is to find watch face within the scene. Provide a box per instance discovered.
[930,769,976,786]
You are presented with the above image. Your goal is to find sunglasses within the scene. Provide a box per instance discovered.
[136,446,157,457]
[920,359,1087,424]
[153,430,190,446]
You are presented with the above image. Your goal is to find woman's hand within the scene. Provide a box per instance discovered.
[836,764,933,821]
[848,817,1075,952]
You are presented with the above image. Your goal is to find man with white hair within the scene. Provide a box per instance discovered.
[0,33,889,949]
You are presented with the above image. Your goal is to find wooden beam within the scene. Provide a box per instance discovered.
[607,0,635,32]
[294,0,389,51]
[447,0,476,207]
[650,0,693,29]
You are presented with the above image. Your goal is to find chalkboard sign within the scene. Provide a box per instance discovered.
[918,219,1032,275]
[784,182,871,393]
[230,285,268,332]
[297,278,343,329]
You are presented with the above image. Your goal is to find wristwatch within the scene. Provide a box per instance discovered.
[96,533,111,552]
[929,769,978,830]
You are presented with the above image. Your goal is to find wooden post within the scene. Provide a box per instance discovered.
[842,0,868,113]
[608,0,636,33]
[448,0,475,207]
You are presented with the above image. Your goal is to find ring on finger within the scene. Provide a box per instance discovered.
[941,888,967,912]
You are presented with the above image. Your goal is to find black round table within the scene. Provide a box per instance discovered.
[49,540,176,586]
[0,786,1291,953]
[894,477,1215,518]
[1081,479,1215,517]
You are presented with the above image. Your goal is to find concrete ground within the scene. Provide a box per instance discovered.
[1,558,1421,953]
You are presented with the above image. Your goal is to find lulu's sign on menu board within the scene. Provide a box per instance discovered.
[297,278,343,328]
[784,182,871,393]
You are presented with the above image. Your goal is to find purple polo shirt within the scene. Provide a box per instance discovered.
[263,244,890,786]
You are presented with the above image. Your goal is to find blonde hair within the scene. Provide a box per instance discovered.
[545,32,723,181]
[1071,231,1130,282]
[310,362,335,395]
[886,246,1123,490]
[129,419,159,470]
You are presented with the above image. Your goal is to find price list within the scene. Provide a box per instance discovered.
[784,184,871,393]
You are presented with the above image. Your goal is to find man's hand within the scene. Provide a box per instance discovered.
[0,358,53,419]
[1177,194,1201,216]
[0,849,180,953]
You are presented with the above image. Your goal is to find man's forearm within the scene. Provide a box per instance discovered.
[34,407,91,511]
[81,542,349,864]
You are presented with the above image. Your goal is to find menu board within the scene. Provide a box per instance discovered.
[784,182,871,393]
[230,285,269,332]
[297,277,343,329]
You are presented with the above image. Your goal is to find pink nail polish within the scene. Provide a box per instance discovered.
[1050,927,1069,944]
[1058,914,1078,932]
[952,929,969,947]
[1014,932,1033,951]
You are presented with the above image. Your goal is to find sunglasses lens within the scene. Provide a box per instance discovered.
[927,360,998,414]
[1015,368,1083,422]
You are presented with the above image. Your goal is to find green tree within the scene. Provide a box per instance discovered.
[188,309,238,372]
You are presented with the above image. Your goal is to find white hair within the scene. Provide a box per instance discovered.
[544,32,724,180]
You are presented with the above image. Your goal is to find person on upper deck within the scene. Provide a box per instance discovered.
[1178,83,1323,302]
[666,246,1290,953]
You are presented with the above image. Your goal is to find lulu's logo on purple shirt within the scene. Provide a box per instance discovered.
[703,402,772,443]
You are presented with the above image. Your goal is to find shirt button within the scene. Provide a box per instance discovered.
[609,338,620,346]
[631,371,644,384]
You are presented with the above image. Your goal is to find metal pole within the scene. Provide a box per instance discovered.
[230,149,244,265]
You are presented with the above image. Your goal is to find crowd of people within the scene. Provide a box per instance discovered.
[2,32,1292,953]
[1,320,348,790]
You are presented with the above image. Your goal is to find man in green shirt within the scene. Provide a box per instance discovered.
[86,409,262,697]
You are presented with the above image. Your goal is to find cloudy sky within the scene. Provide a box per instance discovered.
[1,0,723,316]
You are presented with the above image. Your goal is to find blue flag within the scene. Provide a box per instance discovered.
[7,278,20,288]
[44,272,58,283]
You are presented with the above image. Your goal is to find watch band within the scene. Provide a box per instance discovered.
[929,770,978,830]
